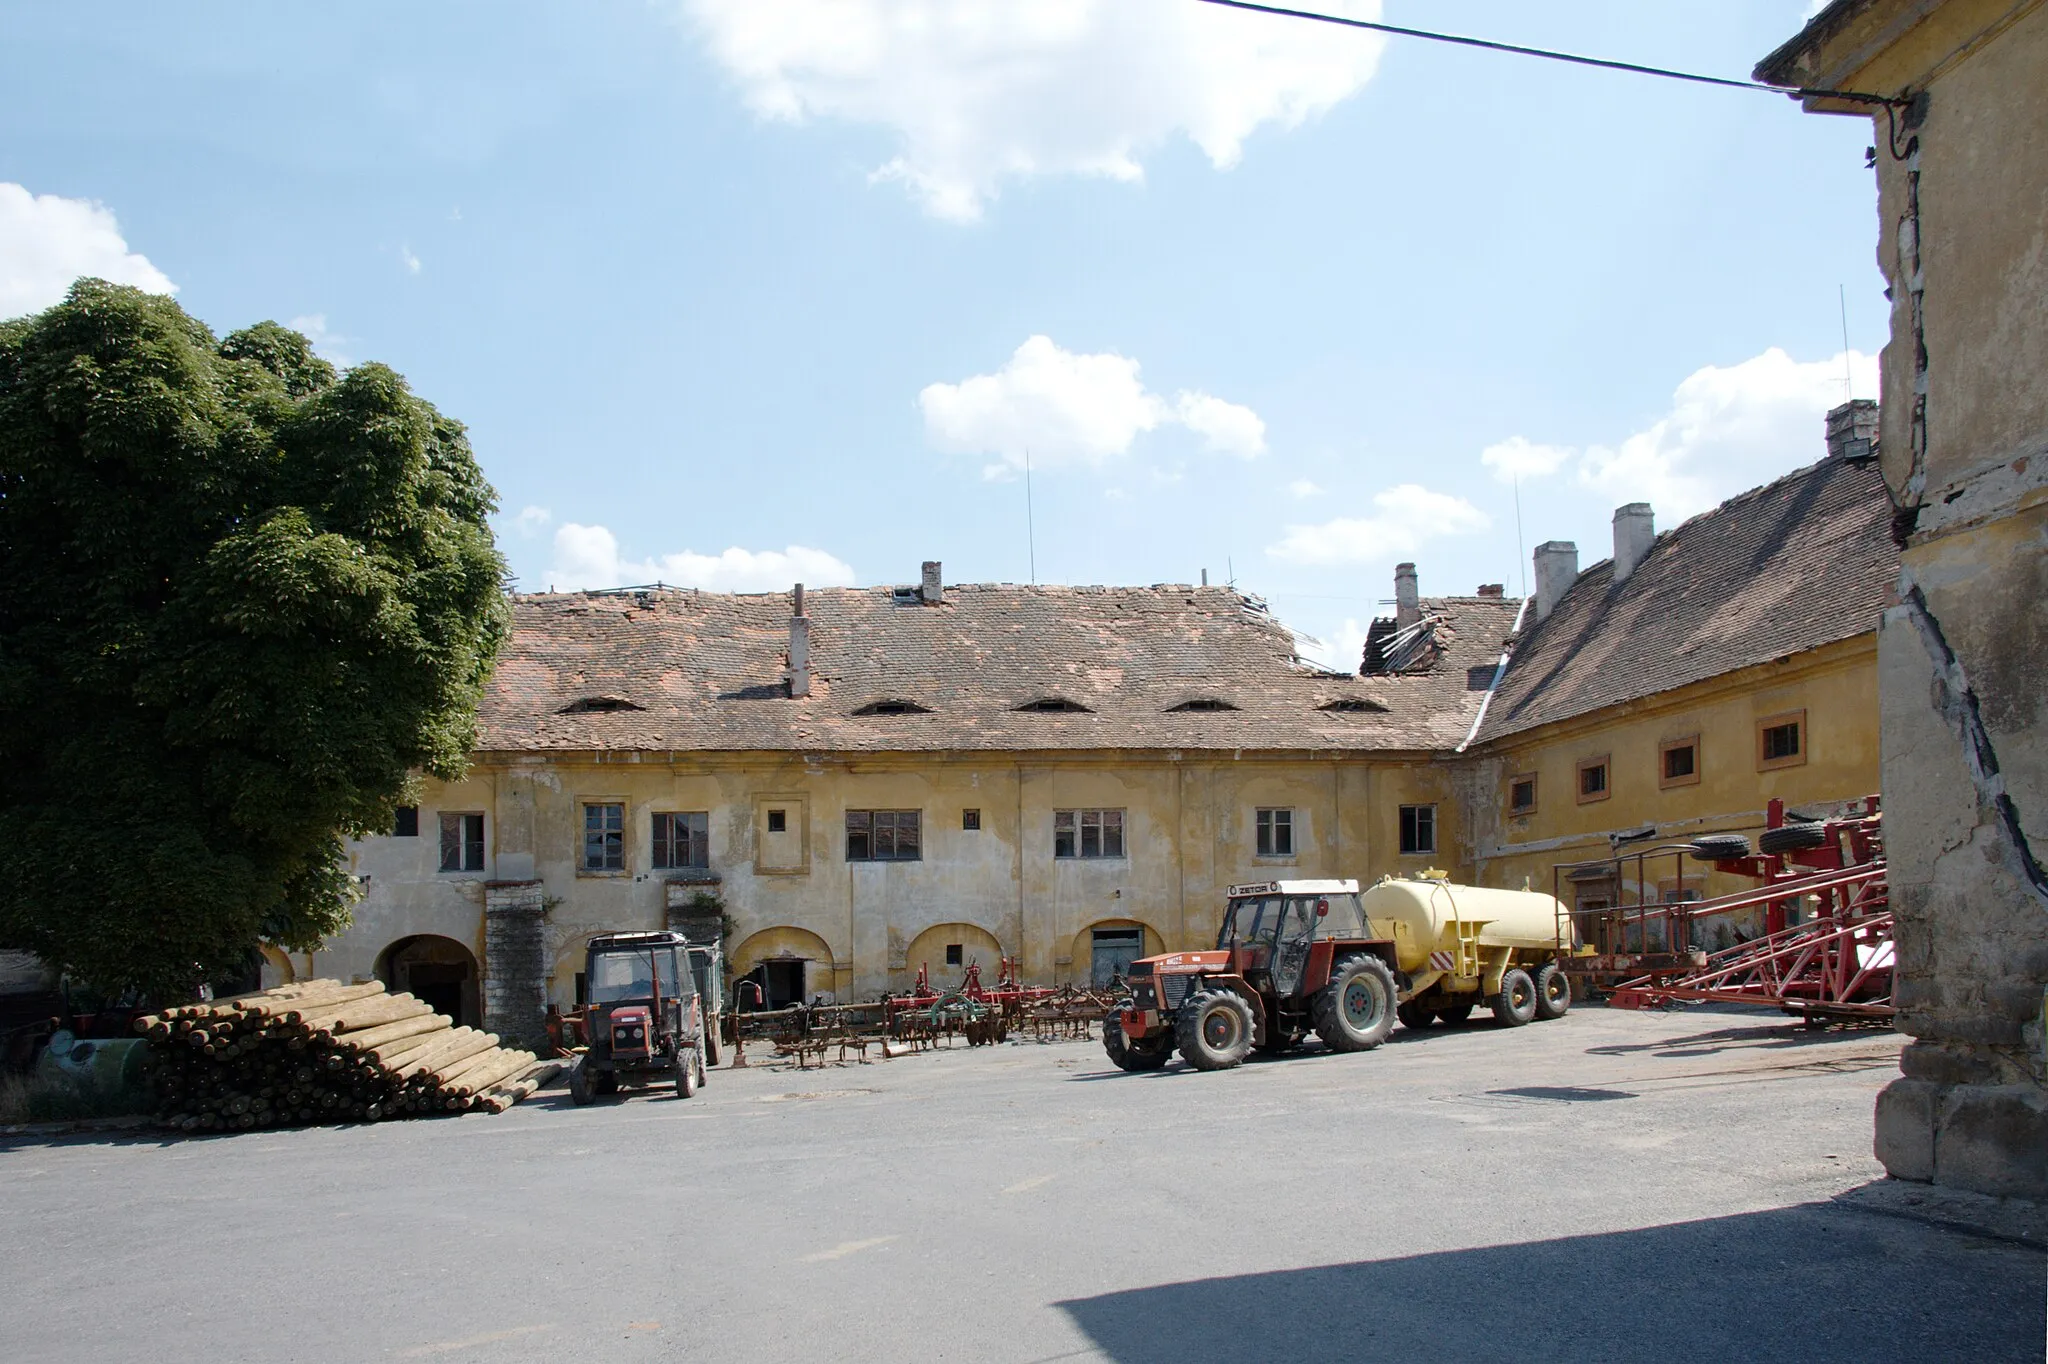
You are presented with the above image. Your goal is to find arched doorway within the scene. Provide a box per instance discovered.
[1069,919,1164,988]
[901,922,1004,989]
[257,945,297,990]
[729,926,836,1010]
[377,935,479,1027]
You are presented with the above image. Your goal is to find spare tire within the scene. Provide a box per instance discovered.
[1759,822,1829,855]
[1690,833,1752,862]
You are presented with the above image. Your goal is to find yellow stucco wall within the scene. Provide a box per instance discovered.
[323,751,1465,1004]
[1469,635,1881,907]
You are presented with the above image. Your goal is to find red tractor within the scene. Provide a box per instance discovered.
[569,932,708,1104]
[1104,880,1399,1072]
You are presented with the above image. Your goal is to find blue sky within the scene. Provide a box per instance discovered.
[1,1,1879,668]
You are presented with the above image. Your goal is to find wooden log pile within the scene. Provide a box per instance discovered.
[135,979,558,1132]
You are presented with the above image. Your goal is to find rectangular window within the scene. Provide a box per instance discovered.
[1255,808,1294,857]
[1054,809,1125,859]
[438,813,484,872]
[767,808,787,833]
[1660,737,1700,789]
[394,805,420,838]
[1508,774,1537,815]
[1577,756,1611,803]
[1758,711,1806,770]
[652,811,709,870]
[582,802,625,871]
[945,943,963,966]
[962,809,981,831]
[1398,804,1436,856]
[846,810,921,861]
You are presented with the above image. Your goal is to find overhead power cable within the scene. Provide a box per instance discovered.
[1190,0,1906,108]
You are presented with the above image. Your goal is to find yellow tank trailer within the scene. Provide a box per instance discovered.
[1361,874,1576,1030]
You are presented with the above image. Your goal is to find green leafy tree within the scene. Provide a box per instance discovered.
[0,281,509,1001]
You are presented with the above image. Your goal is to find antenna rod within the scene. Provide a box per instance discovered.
[1839,284,1853,402]
[1024,448,1037,585]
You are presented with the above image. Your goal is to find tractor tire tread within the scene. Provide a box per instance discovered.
[1313,954,1397,1053]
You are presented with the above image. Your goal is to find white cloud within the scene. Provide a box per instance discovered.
[0,182,176,319]
[286,314,354,369]
[1479,435,1571,482]
[678,0,1388,221]
[1267,483,1492,565]
[548,523,856,593]
[400,245,422,275]
[1175,391,1266,457]
[1287,478,1324,499]
[920,334,1265,476]
[511,505,553,537]
[1484,348,1880,522]
[1295,616,1369,673]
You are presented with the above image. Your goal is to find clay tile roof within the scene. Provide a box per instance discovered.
[477,584,1522,755]
[1476,455,1897,744]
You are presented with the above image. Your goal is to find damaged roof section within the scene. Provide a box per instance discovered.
[478,583,1520,755]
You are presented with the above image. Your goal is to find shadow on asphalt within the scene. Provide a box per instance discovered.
[1056,1204,2042,1364]
[1583,1020,1896,1060]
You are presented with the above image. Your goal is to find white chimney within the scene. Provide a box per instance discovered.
[787,583,810,699]
[1394,562,1420,628]
[1533,541,1580,622]
[920,560,943,604]
[1826,398,1880,462]
[1611,503,1655,584]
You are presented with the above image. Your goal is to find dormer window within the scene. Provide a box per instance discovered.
[891,587,920,605]
[853,699,933,716]
[1168,698,1238,713]
[1017,697,1091,713]
[559,696,643,714]
[1319,697,1387,714]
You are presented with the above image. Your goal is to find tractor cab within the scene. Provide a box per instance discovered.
[570,931,707,1105]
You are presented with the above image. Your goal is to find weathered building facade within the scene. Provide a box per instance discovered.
[1759,0,2048,1198]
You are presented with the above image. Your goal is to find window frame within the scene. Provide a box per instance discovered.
[1254,807,1295,859]
[1757,710,1807,772]
[1576,755,1612,804]
[846,809,923,862]
[580,801,626,874]
[652,810,710,872]
[1507,772,1538,817]
[1054,808,1126,860]
[438,812,485,873]
[1659,736,1701,789]
[962,808,981,831]
[1398,803,1437,857]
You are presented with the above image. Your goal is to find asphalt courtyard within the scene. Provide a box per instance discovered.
[1,1004,2041,1363]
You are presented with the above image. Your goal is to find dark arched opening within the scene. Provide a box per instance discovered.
[376,934,479,1028]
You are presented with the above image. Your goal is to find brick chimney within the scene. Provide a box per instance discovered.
[1394,562,1420,627]
[1612,503,1655,584]
[1533,541,1579,622]
[787,583,810,699]
[920,560,943,604]
[1826,399,1879,461]
[1476,584,1505,598]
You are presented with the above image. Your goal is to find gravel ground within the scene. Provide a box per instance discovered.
[1,1003,2040,1363]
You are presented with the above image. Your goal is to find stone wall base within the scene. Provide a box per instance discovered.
[483,880,548,1052]
[1876,1076,2048,1199]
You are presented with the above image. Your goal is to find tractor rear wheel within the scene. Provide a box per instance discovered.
[1313,955,1397,1053]
[1533,963,1571,1020]
[1492,968,1538,1026]
[1104,1015,1171,1071]
[1176,990,1256,1071]
[1396,1001,1437,1032]
[568,1060,593,1106]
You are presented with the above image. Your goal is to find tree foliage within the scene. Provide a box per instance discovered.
[0,281,509,1001]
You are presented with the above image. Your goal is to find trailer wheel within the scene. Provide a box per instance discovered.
[1313,955,1397,1053]
[1177,990,1256,1071]
[1492,968,1538,1027]
[1103,1015,1171,1071]
[1396,1002,1437,1032]
[1435,1002,1475,1027]
[1759,822,1829,855]
[1533,963,1571,1020]
[568,1060,593,1106]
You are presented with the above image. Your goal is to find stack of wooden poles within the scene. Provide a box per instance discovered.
[135,979,558,1132]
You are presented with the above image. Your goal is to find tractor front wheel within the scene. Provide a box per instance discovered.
[1493,968,1538,1027]
[1104,1015,1171,1072]
[676,1044,699,1099]
[1176,990,1256,1071]
[568,1060,594,1106]
[1314,955,1397,1053]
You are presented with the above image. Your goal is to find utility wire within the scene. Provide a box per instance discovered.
[1191,0,1906,108]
